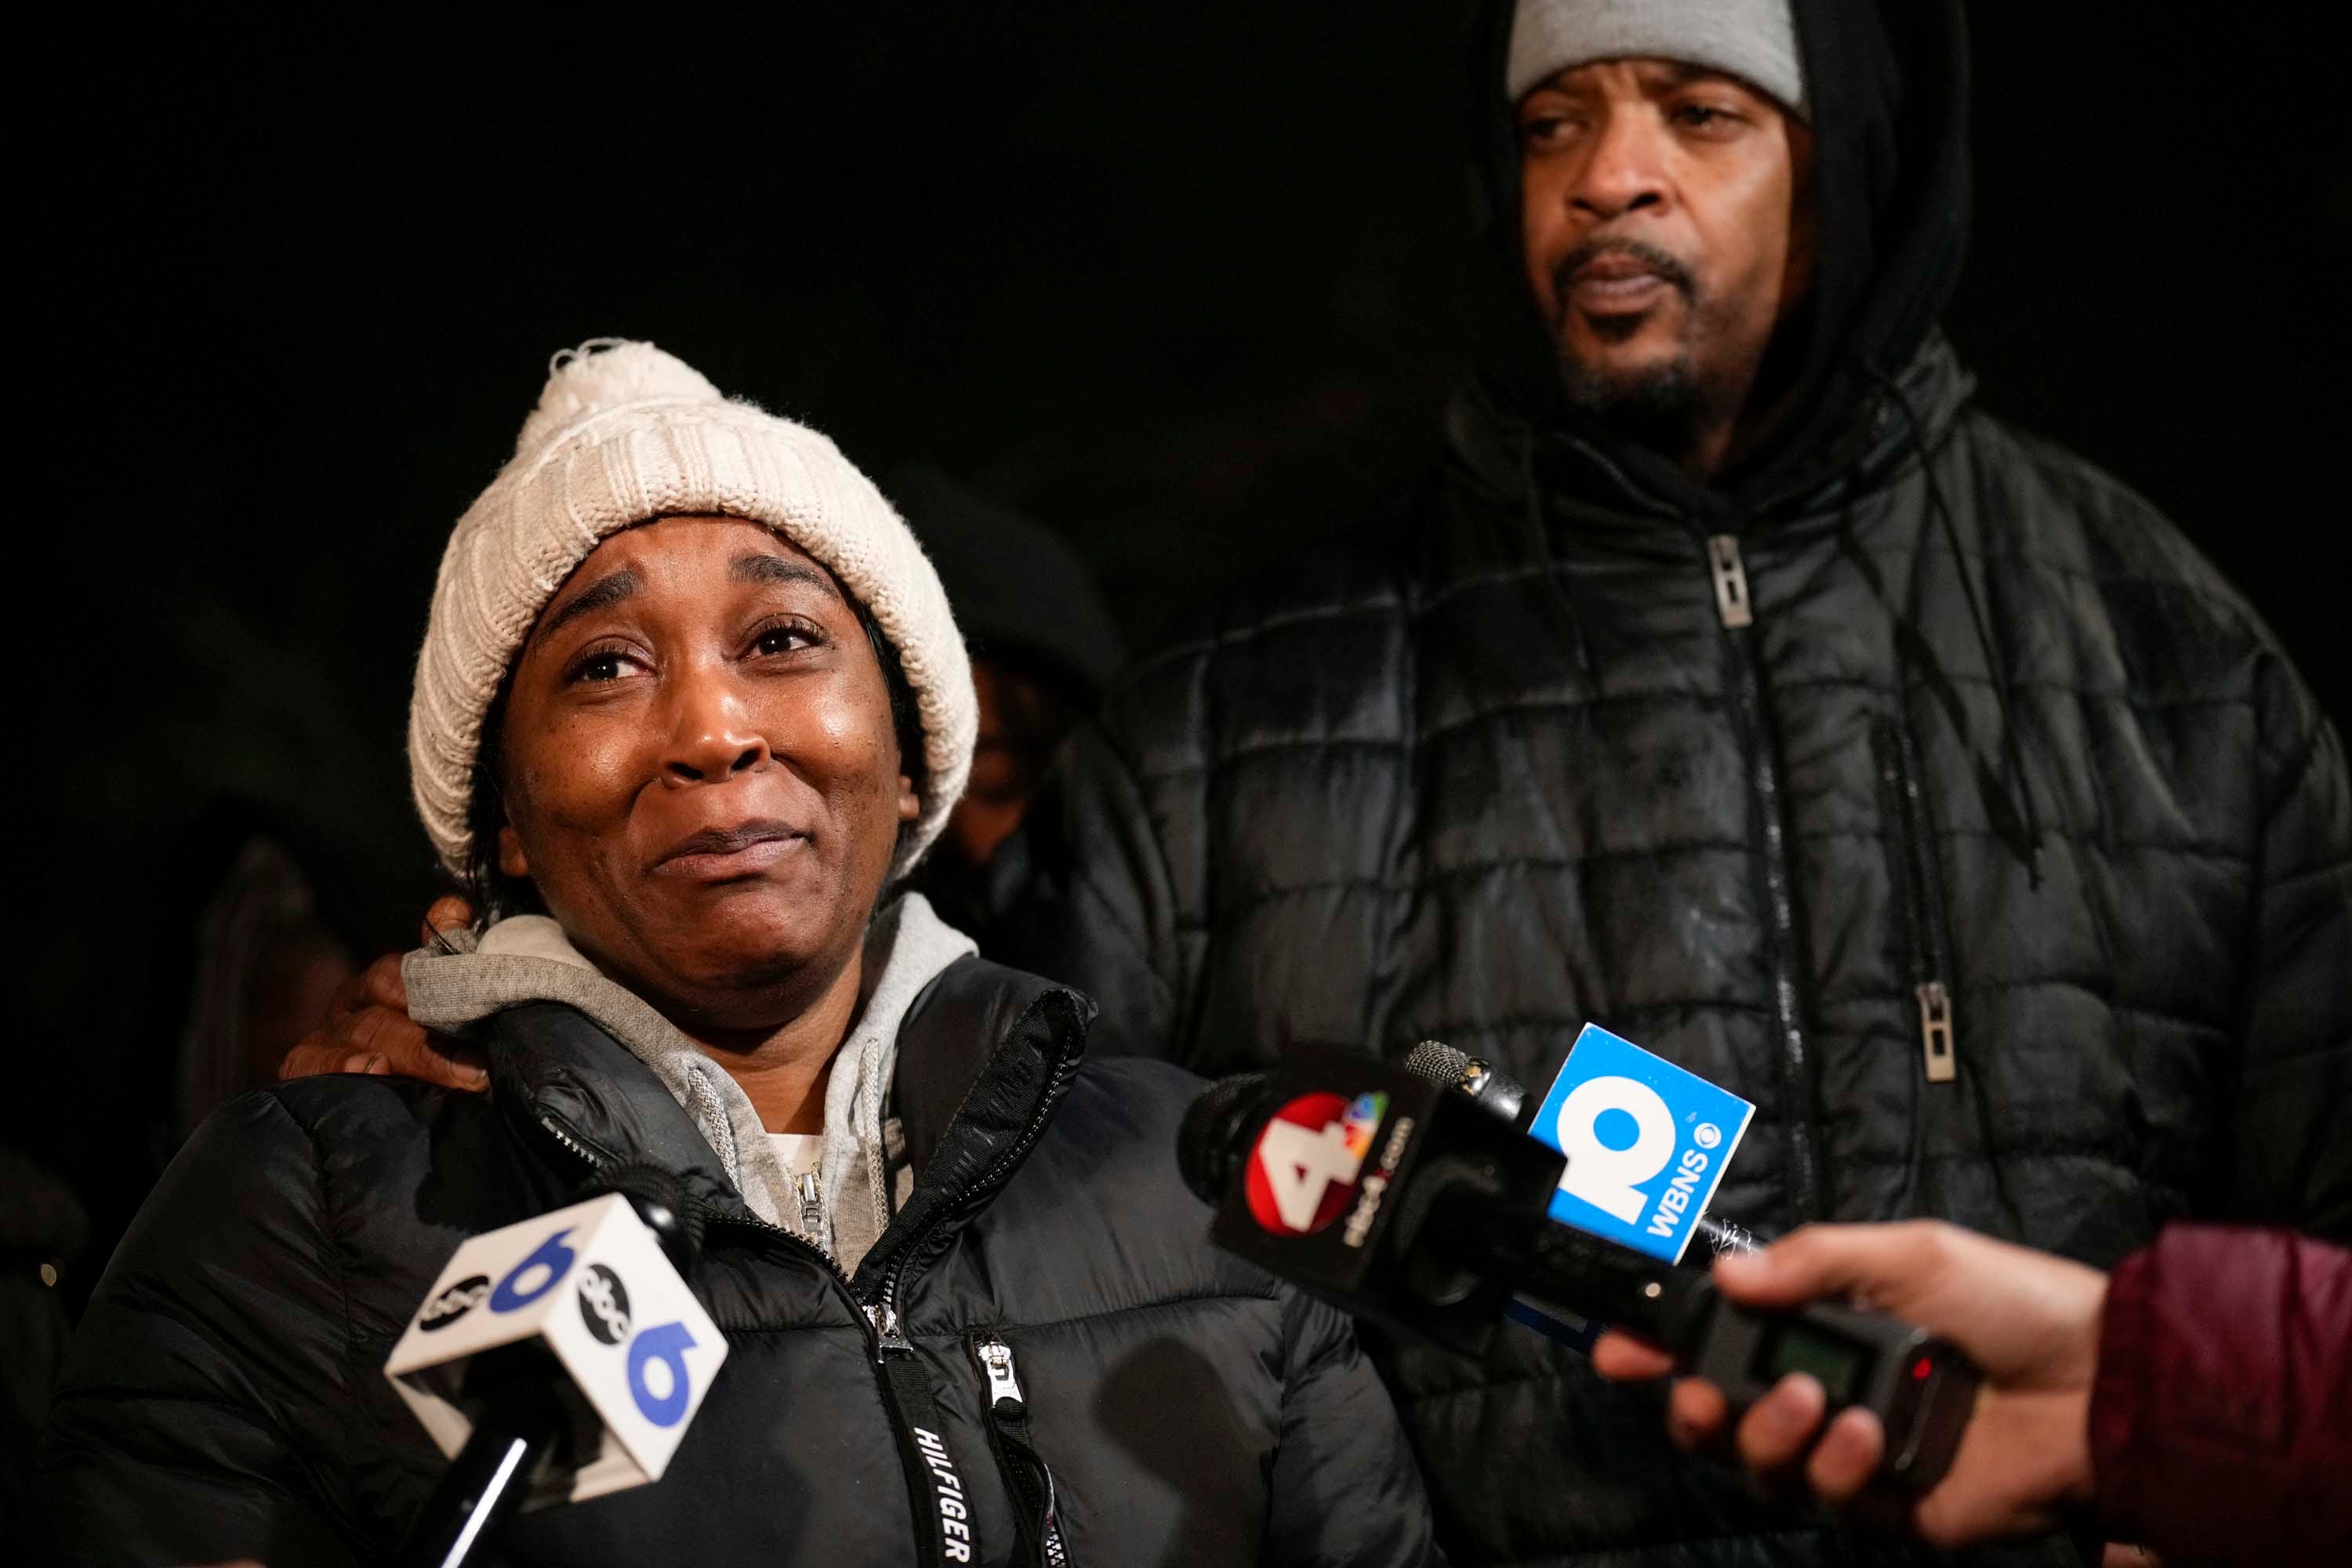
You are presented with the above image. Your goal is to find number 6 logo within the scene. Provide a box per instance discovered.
[627,1321,699,1427]
[490,1228,579,1314]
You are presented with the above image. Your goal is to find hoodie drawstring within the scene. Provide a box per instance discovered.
[1865,365,2045,891]
[1860,367,2034,1239]
[1516,430,1595,677]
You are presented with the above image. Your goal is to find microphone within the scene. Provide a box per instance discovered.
[1177,1047,1681,1352]
[1399,1041,1760,1258]
[1399,1040,1533,1125]
[1180,1044,1979,1490]
[384,1165,728,1567]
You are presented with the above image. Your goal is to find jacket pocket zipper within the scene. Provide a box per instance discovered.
[971,1334,1072,1568]
[1873,718,1958,1083]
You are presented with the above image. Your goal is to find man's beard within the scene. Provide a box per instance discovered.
[1549,238,1720,459]
[1558,339,1704,458]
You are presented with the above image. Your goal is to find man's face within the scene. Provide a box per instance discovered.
[1519,59,1816,451]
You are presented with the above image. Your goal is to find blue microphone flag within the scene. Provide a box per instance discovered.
[1530,1025,1755,1264]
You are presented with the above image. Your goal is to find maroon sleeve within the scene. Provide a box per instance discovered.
[2090,1224,2352,1566]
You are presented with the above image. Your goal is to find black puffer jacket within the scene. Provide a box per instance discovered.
[989,5,2352,1564]
[1000,338,2352,1564]
[34,957,1437,1566]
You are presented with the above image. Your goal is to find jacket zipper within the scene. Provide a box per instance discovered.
[535,1111,895,1347]
[535,1112,861,1279]
[1708,533,1755,628]
[972,1334,1071,1568]
[795,1171,825,1237]
[1872,720,1958,1083]
[532,1022,1081,1565]
[856,1044,1082,1565]
[858,1033,1087,1344]
[534,1112,948,1558]
[1707,533,1824,1225]
[532,1111,607,1172]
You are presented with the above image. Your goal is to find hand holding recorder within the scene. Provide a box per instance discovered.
[1592,1221,2103,1550]
[1597,1221,2352,1567]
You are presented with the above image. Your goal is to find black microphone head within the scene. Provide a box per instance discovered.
[1401,1040,1530,1127]
[583,1163,704,1274]
[1402,1040,1471,1087]
[1176,1073,1276,1205]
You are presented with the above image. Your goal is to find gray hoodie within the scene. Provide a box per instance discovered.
[401,892,976,1272]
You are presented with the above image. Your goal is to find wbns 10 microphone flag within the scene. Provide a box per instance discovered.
[383,1192,728,1507]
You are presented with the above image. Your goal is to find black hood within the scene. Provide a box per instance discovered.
[889,463,1127,697]
[1464,0,1972,516]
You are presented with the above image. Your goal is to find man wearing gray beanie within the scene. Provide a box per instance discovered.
[1504,0,1822,477]
[983,2,2350,1565]
[299,3,2350,1566]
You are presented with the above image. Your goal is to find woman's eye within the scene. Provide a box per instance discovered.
[566,648,639,684]
[752,622,820,657]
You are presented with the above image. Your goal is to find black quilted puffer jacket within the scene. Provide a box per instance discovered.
[34,958,1437,1566]
[988,8,2352,1563]
[996,334,2352,1566]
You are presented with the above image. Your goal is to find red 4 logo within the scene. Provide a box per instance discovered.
[1245,1093,1371,1234]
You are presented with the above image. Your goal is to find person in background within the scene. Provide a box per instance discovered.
[1591,1220,2352,1566]
[982,2,2352,1563]
[889,464,1125,936]
[176,815,362,1135]
[1,803,360,1520]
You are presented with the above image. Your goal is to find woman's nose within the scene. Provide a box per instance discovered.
[659,676,771,783]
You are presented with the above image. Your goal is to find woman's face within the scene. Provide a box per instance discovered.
[495,516,919,1031]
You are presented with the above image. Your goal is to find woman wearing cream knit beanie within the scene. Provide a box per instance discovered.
[41,339,1440,1563]
[409,337,976,898]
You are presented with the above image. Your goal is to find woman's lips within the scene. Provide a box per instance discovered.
[652,822,804,880]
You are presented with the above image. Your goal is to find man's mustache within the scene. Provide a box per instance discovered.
[1553,238,1696,299]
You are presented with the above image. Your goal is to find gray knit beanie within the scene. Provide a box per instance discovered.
[1508,0,1809,118]
[408,339,975,884]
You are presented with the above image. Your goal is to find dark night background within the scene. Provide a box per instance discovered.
[20,8,2347,1254]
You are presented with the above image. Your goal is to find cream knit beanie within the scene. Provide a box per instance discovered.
[408,339,975,884]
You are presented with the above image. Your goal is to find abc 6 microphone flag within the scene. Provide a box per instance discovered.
[383,1193,728,1504]
[1530,1024,1755,1265]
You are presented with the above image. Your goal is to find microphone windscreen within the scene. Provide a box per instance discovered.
[582,1163,703,1273]
[1401,1040,1472,1088]
[1176,1073,1273,1205]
